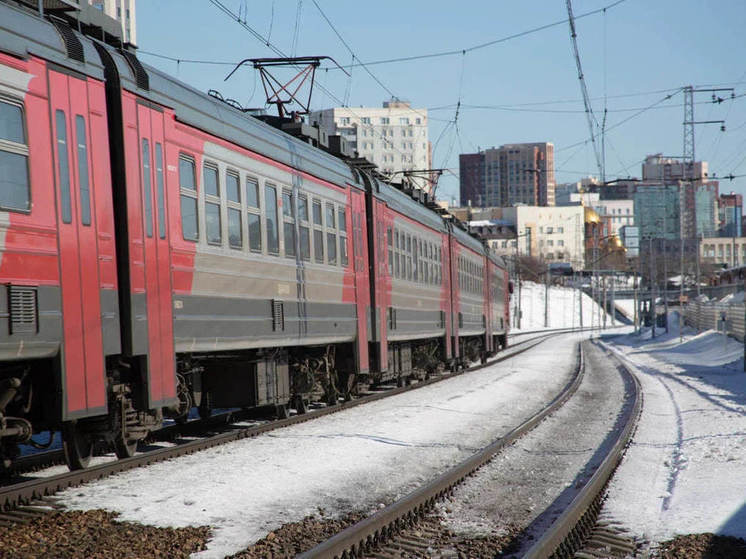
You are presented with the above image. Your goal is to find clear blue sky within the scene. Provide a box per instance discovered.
[136,0,746,204]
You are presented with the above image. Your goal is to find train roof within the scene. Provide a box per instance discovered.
[96,44,363,193]
[370,178,447,233]
[0,1,105,80]
[451,222,486,256]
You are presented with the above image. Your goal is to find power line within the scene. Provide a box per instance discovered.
[321,0,629,70]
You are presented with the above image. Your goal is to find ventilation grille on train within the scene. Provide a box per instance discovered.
[50,19,85,63]
[272,300,284,332]
[120,50,150,91]
[9,287,38,334]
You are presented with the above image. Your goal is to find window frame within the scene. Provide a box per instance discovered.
[0,98,31,214]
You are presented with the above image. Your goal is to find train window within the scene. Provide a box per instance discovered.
[226,171,240,203]
[283,190,296,259]
[54,110,72,223]
[326,203,335,229]
[180,196,198,241]
[265,184,279,254]
[179,155,198,241]
[248,213,261,252]
[141,139,153,238]
[313,199,324,263]
[327,232,337,265]
[340,234,348,266]
[338,208,346,233]
[313,199,322,225]
[387,228,393,275]
[282,191,293,218]
[228,208,242,249]
[300,226,311,260]
[74,116,91,226]
[394,229,400,277]
[246,176,259,208]
[0,101,29,213]
[298,195,310,260]
[179,156,196,191]
[155,143,166,239]
[205,202,221,245]
[412,239,418,281]
[298,195,309,222]
[203,164,219,197]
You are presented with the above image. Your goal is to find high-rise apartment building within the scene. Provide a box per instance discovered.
[642,153,708,182]
[90,0,136,45]
[309,99,431,189]
[718,193,743,237]
[459,143,555,207]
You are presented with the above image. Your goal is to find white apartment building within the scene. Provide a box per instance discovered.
[701,237,746,268]
[309,99,431,188]
[90,0,136,45]
[469,206,586,269]
[595,199,634,235]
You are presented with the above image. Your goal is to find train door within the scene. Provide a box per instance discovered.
[47,68,107,419]
[350,189,369,375]
[135,103,176,408]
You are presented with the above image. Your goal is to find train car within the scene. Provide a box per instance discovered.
[448,223,491,366]
[486,252,510,353]
[364,177,450,384]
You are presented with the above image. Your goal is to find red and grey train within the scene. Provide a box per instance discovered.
[0,2,509,470]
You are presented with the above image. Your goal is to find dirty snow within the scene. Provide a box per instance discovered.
[602,317,746,543]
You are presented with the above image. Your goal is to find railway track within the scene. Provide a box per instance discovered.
[0,329,574,518]
[298,339,642,559]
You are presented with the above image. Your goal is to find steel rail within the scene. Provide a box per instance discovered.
[298,343,586,559]
[522,340,642,559]
[0,330,565,511]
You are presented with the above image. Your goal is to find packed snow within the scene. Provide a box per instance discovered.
[512,281,614,331]
[602,316,746,544]
[57,335,586,558]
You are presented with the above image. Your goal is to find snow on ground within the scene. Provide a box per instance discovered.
[512,281,610,331]
[614,298,635,321]
[602,316,746,543]
[57,335,586,558]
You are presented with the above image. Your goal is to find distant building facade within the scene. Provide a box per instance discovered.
[642,153,708,182]
[718,192,743,237]
[459,143,555,207]
[309,99,431,189]
[701,237,746,268]
[90,0,136,44]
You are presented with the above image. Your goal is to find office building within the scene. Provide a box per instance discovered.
[90,0,136,45]
[459,143,555,207]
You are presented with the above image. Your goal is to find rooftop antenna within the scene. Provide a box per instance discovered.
[225,56,349,119]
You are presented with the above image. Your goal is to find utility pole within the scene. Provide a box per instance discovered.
[602,273,607,329]
[649,236,656,339]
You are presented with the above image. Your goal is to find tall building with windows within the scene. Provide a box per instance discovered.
[309,99,431,189]
[459,143,555,208]
[89,0,136,45]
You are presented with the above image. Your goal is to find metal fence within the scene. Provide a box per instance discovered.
[684,297,745,342]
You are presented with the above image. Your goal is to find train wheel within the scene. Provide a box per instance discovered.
[62,422,93,470]
[114,433,137,459]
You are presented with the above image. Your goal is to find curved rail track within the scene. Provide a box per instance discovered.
[298,339,642,559]
[0,328,578,514]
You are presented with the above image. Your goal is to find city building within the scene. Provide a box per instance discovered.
[701,237,746,268]
[595,199,635,235]
[463,205,585,269]
[718,192,743,237]
[633,185,682,240]
[309,99,431,189]
[619,225,639,258]
[90,0,136,45]
[458,143,556,207]
[642,153,708,182]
